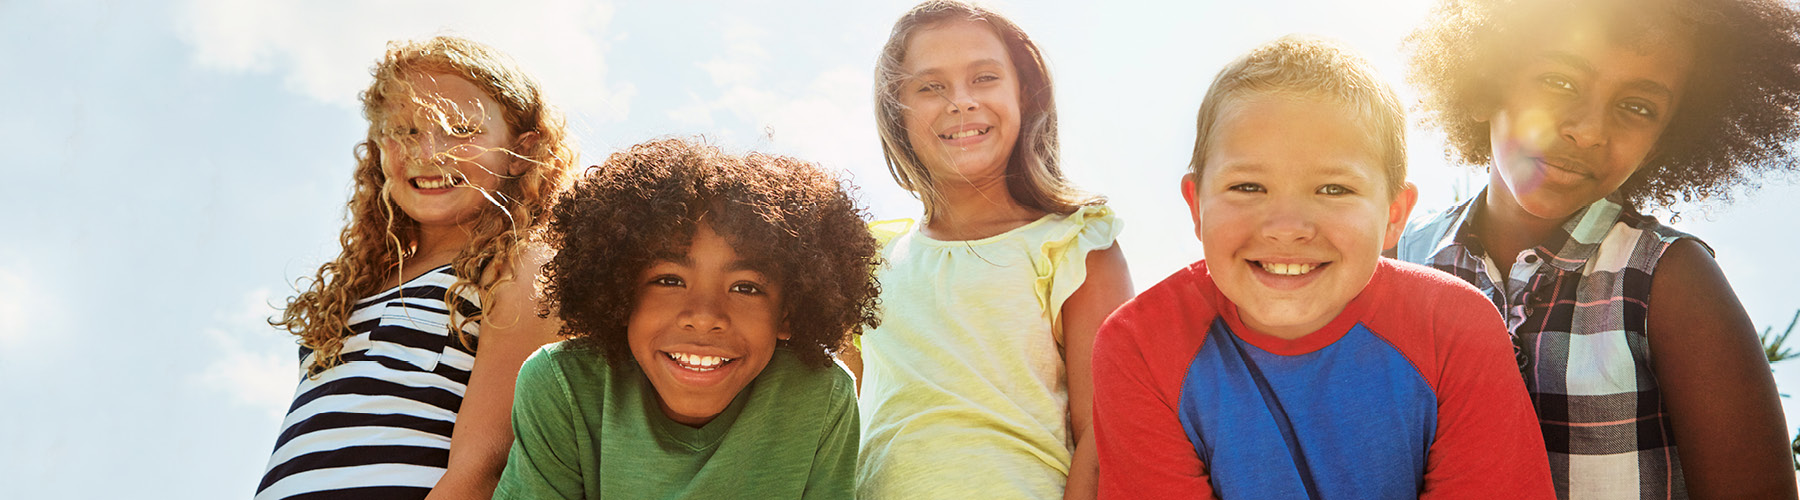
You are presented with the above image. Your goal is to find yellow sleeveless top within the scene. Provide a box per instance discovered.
[856,205,1121,499]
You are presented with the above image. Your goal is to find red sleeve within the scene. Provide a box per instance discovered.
[1414,271,1555,499]
[1093,266,1218,500]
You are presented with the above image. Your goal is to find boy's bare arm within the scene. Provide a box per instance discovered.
[1060,244,1134,500]
[429,244,567,500]
[1646,240,1795,499]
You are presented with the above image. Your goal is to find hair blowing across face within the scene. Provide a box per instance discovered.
[539,138,883,368]
[276,36,578,376]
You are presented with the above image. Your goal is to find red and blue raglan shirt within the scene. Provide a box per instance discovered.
[1093,259,1552,499]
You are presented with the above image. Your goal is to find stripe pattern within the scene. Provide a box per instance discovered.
[256,265,480,500]
[1397,194,1698,500]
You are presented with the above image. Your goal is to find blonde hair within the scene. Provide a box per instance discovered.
[275,36,578,376]
[1190,35,1408,198]
[874,0,1100,219]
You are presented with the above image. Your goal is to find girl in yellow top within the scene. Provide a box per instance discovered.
[846,2,1134,499]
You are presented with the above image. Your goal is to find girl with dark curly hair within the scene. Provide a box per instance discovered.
[851,1,1135,498]
[259,36,578,500]
[492,138,881,499]
[1394,0,1800,496]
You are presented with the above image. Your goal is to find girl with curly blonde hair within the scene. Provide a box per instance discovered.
[257,35,576,500]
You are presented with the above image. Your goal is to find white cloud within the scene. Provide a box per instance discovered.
[670,27,913,216]
[194,288,298,420]
[174,0,636,121]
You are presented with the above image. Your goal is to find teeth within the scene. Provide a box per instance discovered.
[1260,261,1317,276]
[414,176,456,189]
[942,128,987,140]
[666,352,733,371]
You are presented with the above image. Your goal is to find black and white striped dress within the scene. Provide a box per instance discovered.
[256,265,479,500]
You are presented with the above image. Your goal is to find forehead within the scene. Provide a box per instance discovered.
[383,71,502,120]
[1203,93,1386,185]
[1519,8,1696,93]
[901,19,1013,74]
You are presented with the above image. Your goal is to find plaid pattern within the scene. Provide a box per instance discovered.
[1397,193,1703,500]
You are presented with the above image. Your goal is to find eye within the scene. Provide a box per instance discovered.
[649,275,685,287]
[450,124,478,136]
[1539,74,1576,94]
[1227,182,1265,193]
[1317,184,1353,195]
[1617,100,1659,119]
[974,74,1000,84]
[916,81,945,93]
[730,282,766,295]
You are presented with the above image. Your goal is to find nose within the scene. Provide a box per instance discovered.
[679,289,729,333]
[945,88,978,115]
[1557,97,1608,149]
[1260,200,1317,244]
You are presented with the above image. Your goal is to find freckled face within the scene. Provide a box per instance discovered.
[1486,29,1693,220]
[1183,94,1412,339]
[898,19,1024,185]
[628,223,789,427]
[377,72,518,231]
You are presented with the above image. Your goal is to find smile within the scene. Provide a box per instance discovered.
[1253,260,1324,276]
[938,127,990,140]
[664,351,735,372]
[411,175,466,189]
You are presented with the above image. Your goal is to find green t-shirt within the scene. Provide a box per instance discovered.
[493,342,858,499]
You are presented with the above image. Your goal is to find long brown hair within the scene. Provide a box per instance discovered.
[275,36,578,376]
[874,0,1101,220]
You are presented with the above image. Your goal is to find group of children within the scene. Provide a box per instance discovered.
[255,0,1800,498]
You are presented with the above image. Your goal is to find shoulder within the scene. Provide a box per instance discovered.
[518,341,612,391]
[1371,259,1491,311]
[1098,261,1216,349]
[1396,200,1467,263]
[756,348,855,403]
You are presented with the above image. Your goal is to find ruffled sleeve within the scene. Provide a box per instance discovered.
[867,219,916,251]
[1033,205,1122,346]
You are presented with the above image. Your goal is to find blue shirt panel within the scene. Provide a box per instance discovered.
[1176,319,1438,500]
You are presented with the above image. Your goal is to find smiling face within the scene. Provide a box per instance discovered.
[1184,93,1414,339]
[1486,24,1694,220]
[377,71,519,234]
[628,222,789,427]
[898,19,1024,185]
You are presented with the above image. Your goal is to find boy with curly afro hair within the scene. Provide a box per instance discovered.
[494,138,881,499]
[1395,0,1800,497]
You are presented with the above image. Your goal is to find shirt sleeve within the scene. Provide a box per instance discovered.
[1093,302,1217,500]
[802,370,859,500]
[1419,290,1555,499]
[493,349,587,500]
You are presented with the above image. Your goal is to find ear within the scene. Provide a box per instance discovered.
[508,131,542,176]
[1383,181,1419,250]
[777,330,792,341]
[1180,172,1204,241]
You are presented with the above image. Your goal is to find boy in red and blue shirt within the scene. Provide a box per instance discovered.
[1092,36,1553,499]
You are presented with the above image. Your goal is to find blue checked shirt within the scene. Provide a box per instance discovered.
[1397,192,1705,500]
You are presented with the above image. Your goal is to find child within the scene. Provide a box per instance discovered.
[1092,36,1554,499]
[257,36,577,500]
[492,138,880,499]
[1398,0,1800,496]
[851,1,1135,498]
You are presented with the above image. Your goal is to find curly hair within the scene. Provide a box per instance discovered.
[874,0,1103,220]
[1406,0,1800,208]
[275,36,578,376]
[539,138,882,369]
[1190,35,1410,199]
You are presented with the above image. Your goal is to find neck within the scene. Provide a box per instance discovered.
[404,224,472,281]
[1475,175,1567,276]
[922,176,1044,241]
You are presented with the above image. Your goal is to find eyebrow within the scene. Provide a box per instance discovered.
[909,58,1008,78]
[1539,50,1676,101]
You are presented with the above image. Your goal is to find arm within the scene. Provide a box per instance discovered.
[1418,290,1554,499]
[1060,244,1134,500]
[1091,292,1215,499]
[1646,240,1794,499]
[429,244,567,500]
[802,374,861,499]
[492,351,587,500]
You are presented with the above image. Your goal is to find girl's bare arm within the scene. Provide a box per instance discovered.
[1061,244,1134,500]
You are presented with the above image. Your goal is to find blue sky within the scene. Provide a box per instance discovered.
[3,0,1797,497]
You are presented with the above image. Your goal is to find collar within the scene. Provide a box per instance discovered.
[1440,189,1625,272]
